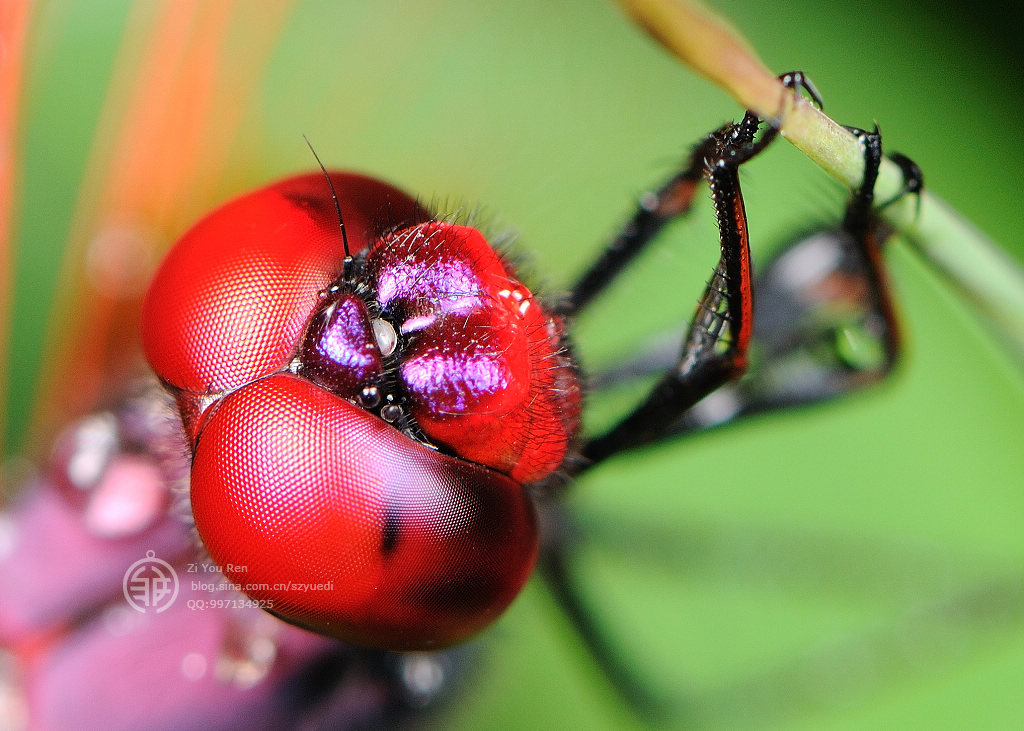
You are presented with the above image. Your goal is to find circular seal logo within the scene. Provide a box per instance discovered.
[123,550,179,613]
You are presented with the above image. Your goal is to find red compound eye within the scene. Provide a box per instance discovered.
[191,374,538,650]
[141,171,581,649]
[141,172,427,438]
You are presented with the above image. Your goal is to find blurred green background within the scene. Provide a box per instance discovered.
[8,0,1024,727]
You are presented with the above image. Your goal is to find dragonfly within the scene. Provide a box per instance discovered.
[3,1,1024,728]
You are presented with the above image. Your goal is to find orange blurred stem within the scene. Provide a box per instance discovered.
[0,0,33,456]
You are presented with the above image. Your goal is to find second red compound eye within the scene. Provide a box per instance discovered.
[141,171,581,650]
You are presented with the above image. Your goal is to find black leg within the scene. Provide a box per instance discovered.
[841,127,901,369]
[539,113,770,721]
[561,148,708,317]
[536,502,671,718]
[576,111,768,469]
[707,129,925,421]
[623,134,924,437]
[536,73,831,719]
[568,73,821,470]
[561,72,820,319]
[543,138,924,720]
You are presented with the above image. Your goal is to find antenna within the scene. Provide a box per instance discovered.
[303,134,351,260]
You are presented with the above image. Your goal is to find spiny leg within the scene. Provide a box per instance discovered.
[547,144,926,716]
[559,142,710,317]
[536,73,819,717]
[677,129,926,430]
[546,131,769,713]
[576,111,772,469]
[537,117,777,717]
[561,71,820,319]
[836,127,901,373]
[585,134,924,437]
